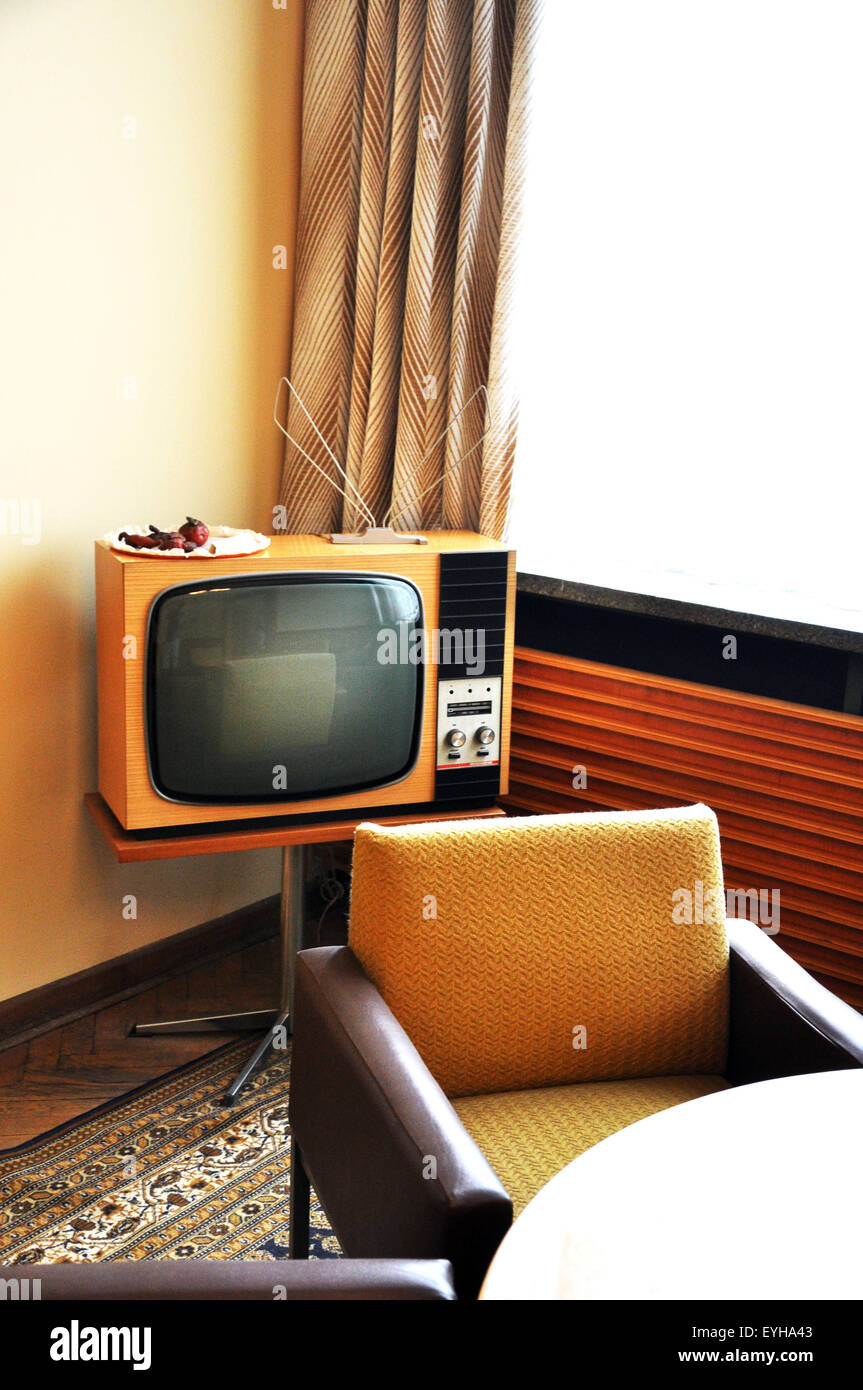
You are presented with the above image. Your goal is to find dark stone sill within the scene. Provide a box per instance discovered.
[517,570,863,658]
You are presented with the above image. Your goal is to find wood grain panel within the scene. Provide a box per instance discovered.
[0,934,285,1150]
[84,791,505,864]
[0,897,280,1056]
[95,541,127,822]
[504,647,863,1009]
[95,533,515,829]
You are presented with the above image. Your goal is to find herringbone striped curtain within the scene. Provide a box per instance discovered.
[278,0,542,540]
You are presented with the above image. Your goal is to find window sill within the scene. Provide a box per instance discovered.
[515,566,863,658]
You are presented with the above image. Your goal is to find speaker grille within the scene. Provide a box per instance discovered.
[434,550,510,803]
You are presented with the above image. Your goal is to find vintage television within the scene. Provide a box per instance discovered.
[95,532,515,831]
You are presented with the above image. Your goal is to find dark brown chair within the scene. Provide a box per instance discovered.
[0,1259,455,1301]
[289,809,863,1300]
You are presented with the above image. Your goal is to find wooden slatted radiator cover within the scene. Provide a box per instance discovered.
[503,646,863,1010]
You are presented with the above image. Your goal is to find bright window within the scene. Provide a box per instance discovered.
[510,1,863,628]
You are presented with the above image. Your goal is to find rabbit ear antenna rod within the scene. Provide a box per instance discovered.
[273,377,377,531]
[274,377,490,544]
[382,384,490,530]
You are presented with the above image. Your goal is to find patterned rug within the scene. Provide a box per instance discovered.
[0,1041,339,1264]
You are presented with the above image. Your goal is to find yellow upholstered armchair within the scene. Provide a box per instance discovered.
[289,805,863,1298]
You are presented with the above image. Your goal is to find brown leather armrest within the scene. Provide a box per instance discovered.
[0,1259,456,1301]
[727,918,863,1084]
[290,946,512,1300]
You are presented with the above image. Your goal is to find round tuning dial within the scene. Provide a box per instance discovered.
[476,726,496,746]
[446,729,467,748]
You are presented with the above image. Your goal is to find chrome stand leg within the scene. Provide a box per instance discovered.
[219,1006,290,1105]
[220,843,305,1105]
[134,1010,275,1036]
[133,844,307,1105]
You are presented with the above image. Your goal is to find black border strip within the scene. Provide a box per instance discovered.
[515,589,854,713]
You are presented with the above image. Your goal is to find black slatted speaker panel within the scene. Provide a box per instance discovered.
[434,550,510,803]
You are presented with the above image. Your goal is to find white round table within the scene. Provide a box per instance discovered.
[480,1070,863,1300]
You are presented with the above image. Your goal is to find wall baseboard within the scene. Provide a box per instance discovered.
[0,896,280,1055]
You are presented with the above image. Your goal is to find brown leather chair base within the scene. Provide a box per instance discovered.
[0,1259,456,1301]
[288,945,512,1300]
[289,919,863,1298]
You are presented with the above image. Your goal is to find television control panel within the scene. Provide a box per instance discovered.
[436,676,502,769]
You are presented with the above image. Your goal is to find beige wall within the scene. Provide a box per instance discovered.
[0,0,304,1001]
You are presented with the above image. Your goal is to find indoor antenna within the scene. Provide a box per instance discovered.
[273,377,490,545]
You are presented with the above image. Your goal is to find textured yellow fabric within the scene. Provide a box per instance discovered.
[350,805,729,1098]
[453,1074,731,1215]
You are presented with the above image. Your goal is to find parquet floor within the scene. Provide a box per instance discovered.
[0,936,282,1150]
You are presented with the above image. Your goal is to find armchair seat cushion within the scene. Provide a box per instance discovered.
[452,1074,730,1215]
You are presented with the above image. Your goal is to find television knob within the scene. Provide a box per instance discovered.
[446,729,467,748]
[476,726,496,746]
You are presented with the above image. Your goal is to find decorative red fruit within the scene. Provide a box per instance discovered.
[179,516,209,548]
[120,522,208,553]
[147,525,185,551]
[119,531,159,549]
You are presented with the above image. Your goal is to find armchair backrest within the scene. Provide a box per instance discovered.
[349,804,729,1098]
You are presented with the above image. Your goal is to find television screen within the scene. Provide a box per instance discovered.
[146,573,423,803]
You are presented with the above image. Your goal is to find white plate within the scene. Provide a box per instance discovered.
[106,525,270,558]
